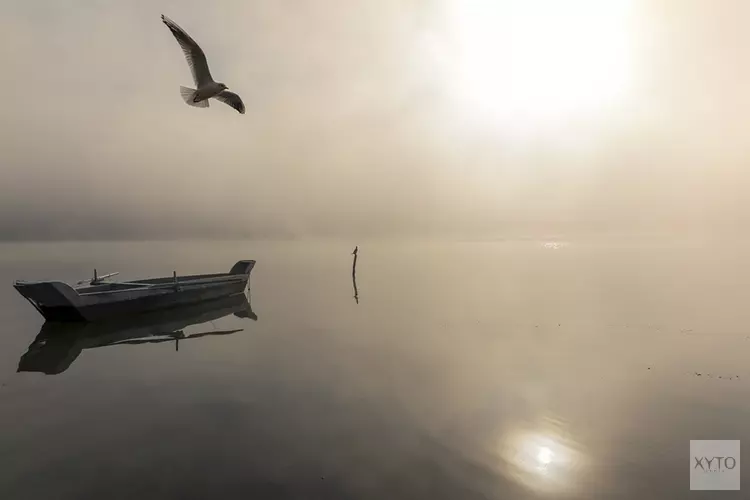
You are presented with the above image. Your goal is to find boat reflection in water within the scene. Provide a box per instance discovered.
[18,291,257,375]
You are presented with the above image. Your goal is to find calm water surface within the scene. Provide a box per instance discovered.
[0,240,748,499]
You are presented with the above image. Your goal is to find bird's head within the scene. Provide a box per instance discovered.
[218,83,229,90]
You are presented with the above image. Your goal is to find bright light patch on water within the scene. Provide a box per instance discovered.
[543,241,568,250]
[498,428,586,494]
[537,446,553,465]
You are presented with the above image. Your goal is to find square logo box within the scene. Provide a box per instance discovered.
[690,440,740,491]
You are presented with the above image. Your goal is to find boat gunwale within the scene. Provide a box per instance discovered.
[76,274,248,296]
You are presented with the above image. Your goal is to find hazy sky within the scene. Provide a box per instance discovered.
[2,0,750,240]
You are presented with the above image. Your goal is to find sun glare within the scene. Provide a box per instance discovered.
[537,446,554,465]
[499,428,586,494]
[432,0,635,127]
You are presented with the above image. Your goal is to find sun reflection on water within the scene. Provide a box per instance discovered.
[537,446,553,466]
[498,427,586,494]
[542,241,568,250]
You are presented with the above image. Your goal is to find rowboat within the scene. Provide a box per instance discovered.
[18,291,257,375]
[13,260,256,322]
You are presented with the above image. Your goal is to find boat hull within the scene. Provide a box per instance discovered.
[13,260,255,322]
[38,279,249,321]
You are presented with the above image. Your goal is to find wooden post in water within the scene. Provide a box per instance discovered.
[351,246,359,304]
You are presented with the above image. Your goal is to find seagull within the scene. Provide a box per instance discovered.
[161,14,245,114]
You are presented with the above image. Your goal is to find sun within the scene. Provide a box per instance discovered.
[430,0,635,128]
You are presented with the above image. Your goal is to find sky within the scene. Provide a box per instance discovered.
[2,0,750,240]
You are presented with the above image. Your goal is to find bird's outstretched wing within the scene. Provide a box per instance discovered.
[161,14,214,88]
[213,90,246,114]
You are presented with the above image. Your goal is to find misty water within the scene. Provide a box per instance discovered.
[0,240,748,499]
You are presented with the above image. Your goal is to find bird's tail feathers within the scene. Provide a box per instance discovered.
[180,86,209,108]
